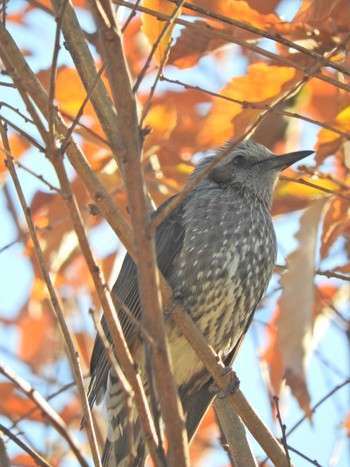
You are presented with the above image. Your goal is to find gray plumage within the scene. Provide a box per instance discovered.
[88,140,312,466]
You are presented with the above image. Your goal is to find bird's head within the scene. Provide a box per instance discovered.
[193,140,313,207]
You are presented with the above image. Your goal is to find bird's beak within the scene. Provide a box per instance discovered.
[265,150,314,172]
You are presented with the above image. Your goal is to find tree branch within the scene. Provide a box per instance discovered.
[0,364,87,466]
[90,1,189,465]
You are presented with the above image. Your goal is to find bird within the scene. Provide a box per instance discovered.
[88,140,313,466]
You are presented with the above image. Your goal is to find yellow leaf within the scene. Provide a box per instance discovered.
[142,0,181,66]
[144,104,177,139]
[318,106,350,145]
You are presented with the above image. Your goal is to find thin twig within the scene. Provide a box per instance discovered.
[0,363,87,466]
[0,422,51,467]
[286,445,323,466]
[140,40,173,126]
[280,175,350,201]
[133,0,184,93]
[8,381,77,431]
[0,101,35,124]
[48,0,69,157]
[0,114,45,151]
[287,378,350,436]
[214,397,258,467]
[273,395,292,466]
[60,62,107,155]
[14,158,61,192]
[121,0,141,32]
[50,0,125,172]
[276,264,350,282]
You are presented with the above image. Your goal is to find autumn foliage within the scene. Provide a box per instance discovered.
[0,1,349,466]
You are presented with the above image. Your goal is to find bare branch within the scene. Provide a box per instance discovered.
[0,422,51,467]
[273,395,292,466]
[0,363,87,466]
[214,397,258,467]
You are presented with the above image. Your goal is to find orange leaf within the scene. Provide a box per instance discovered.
[317,106,350,144]
[17,299,60,370]
[7,133,31,158]
[261,310,284,393]
[0,382,42,421]
[11,454,37,467]
[143,104,177,151]
[344,412,350,437]
[59,397,82,426]
[321,198,350,259]
[75,332,94,370]
[199,65,300,147]
[169,2,279,69]
[316,106,350,162]
[142,0,181,66]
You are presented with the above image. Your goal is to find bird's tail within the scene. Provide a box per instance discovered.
[101,373,146,467]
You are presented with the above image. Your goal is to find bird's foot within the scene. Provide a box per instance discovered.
[209,367,240,398]
[164,289,186,321]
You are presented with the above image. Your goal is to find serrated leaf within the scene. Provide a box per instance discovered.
[277,199,327,413]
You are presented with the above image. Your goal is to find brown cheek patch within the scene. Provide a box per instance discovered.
[209,165,232,183]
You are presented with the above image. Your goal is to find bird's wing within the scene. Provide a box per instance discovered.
[88,195,186,406]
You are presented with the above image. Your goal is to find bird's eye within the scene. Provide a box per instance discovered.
[232,155,245,166]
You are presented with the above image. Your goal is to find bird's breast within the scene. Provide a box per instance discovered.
[166,194,276,388]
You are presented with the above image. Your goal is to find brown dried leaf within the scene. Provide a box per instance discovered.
[278,199,327,412]
[264,199,327,414]
[334,263,350,273]
[168,19,227,69]
[293,0,350,35]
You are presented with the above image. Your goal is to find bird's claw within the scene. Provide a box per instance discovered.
[209,368,240,398]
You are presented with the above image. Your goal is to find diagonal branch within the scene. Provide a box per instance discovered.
[0,363,88,466]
